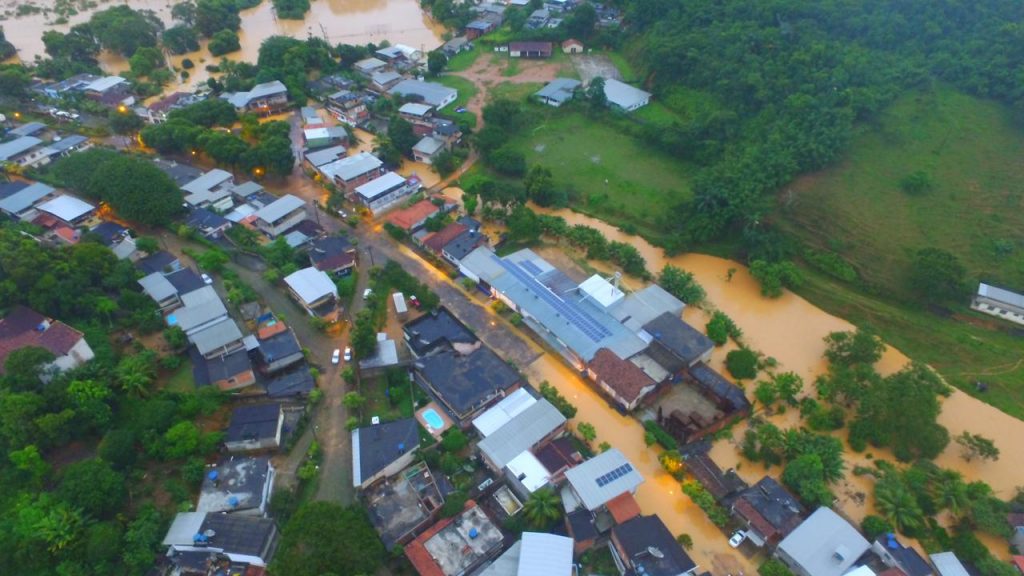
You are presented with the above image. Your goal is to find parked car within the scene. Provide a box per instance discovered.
[409,295,420,308]
[331,348,341,364]
[343,346,352,362]
[728,530,746,548]
[201,273,213,285]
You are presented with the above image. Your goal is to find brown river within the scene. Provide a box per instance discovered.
[2,0,444,90]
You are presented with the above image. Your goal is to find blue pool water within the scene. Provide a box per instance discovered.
[422,409,444,430]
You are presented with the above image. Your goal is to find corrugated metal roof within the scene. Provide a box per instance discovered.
[181,169,233,194]
[477,400,565,470]
[355,172,406,201]
[0,136,42,161]
[978,282,1024,309]
[472,388,538,437]
[0,181,52,214]
[603,78,651,110]
[517,532,573,576]
[777,508,869,576]
[254,194,304,224]
[929,552,970,576]
[191,319,243,356]
[284,267,337,304]
[564,448,643,511]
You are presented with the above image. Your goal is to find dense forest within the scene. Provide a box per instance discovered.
[619,0,1024,249]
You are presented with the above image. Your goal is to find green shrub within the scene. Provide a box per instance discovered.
[643,420,678,450]
[726,348,759,379]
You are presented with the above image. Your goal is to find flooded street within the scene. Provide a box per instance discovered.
[3,0,444,91]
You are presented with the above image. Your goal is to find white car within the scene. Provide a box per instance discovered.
[363,288,373,300]
[331,349,341,365]
[343,346,352,362]
[728,530,746,548]
[201,273,213,285]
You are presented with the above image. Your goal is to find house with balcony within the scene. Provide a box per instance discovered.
[253,194,306,239]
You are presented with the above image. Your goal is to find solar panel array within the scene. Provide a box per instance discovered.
[493,255,612,343]
[518,258,544,276]
[595,463,634,487]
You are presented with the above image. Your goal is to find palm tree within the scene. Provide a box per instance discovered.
[930,469,969,517]
[523,488,562,529]
[94,296,118,328]
[875,481,924,534]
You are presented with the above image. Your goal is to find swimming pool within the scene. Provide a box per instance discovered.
[422,408,444,430]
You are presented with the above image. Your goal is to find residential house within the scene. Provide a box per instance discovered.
[385,198,448,232]
[442,36,471,58]
[8,122,47,138]
[535,78,581,107]
[255,326,305,374]
[603,78,652,112]
[566,508,600,555]
[169,285,229,335]
[440,218,487,266]
[389,79,459,109]
[643,312,714,373]
[192,348,255,391]
[28,135,91,168]
[162,512,279,568]
[563,448,644,512]
[321,152,385,194]
[929,553,970,576]
[0,306,95,380]
[971,282,1024,325]
[89,221,138,260]
[325,90,370,126]
[81,76,133,107]
[365,461,446,550]
[610,515,698,576]
[412,345,522,427]
[586,347,657,411]
[477,532,574,576]
[534,436,583,482]
[730,477,806,548]
[527,8,550,28]
[308,235,357,276]
[403,306,477,358]
[405,501,504,576]
[478,400,566,498]
[300,106,321,125]
[354,172,419,213]
[375,45,407,63]
[253,194,306,238]
[35,194,95,226]
[422,222,467,256]
[432,118,463,148]
[263,366,316,397]
[303,144,347,172]
[371,70,404,93]
[190,318,246,360]
[776,507,870,576]
[399,102,436,135]
[465,20,497,40]
[413,136,446,165]
[872,534,935,576]
[302,126,348,150]
[223,80,289,115]
[283,267,338,319]
[182,168,235,209]
[185,208,233,239]
[0,136,44,166]
[196,456,275,515]
[136,250,183,275]
[0,181,54,220]
[354,57,388,77]
[351,418,420,489]
[562,38,584,54]
[471,388,537,436]
[358,332,400,372]
[509,42,553,58]
[152,158,204,187]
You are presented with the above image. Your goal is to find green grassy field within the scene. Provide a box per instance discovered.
[505,108,695,239]
[436,74,479,127]
[778,88,1024,300]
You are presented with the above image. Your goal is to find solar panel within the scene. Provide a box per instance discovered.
[595,463,633,487]
[493,255,613,343]
[519,259,543,276]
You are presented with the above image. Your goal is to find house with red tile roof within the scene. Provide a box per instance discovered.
[0,306,94,380]
[586,347,657,411]
[385,197,455,232]
[421,222,467,255]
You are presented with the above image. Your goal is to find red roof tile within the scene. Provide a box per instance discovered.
[733,498,780,541]
[423,223,467,254]
[607,492,641,524]
[588,348,656,404]
[1013,556,1024,574]
[386,199,440,231]
[0,306,85,373]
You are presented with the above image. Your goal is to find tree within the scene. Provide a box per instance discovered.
[725,348,758,379]
[463,192,479,215]
[658,264,706,305]
[9,444,50,487]
[899,170,933,195]
[0,27,16,60]
[195,0,242,36]
[824,330,884,367]
[908,248,966,305]
[874,477,925,535]
[587,77,607,109]
[129,46,165,77]
[539,381,577,418]
[930,469,969,517]
[57,458,125,519]
[272,0,311,19]
[209,29,241,56]
[760,559,796,576]
[860,515,893,540]
[342,391,366,411]
[522,488,563,528]
[116,352,157,396]
[772,372,803,405]
[197,248,230,273]
[506,204,542,244]
[482,98,524,132]
[98,429,137,470]
[76,155,183,226]
[427,50,447,76]
[851,363,949,460]
[171,1,197,25]
[749,259,803,298]
[270,502,384,576]
[955,432,999,462]
[440,428,468,453]
[577,422,596,443]
[88,6,161,56]
[525,165,564,207]
[387,116,418,158]
[3,346,56,391]
[754,380,779,408]
[488,146,527,176]
[781,454,834,507]
[162,421,202,459]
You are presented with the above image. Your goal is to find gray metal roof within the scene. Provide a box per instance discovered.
[477,399,565,469]
[43,134,88,154]
[777,507,869,576]
[355,172,406,201]
[564,448,643,511]
[284,267,337,304]
[321,152,383,182]
[371,70,403,86]
[0,182,53,214]
[254,194,304,224]
[977,282,1024,309]
[602,78,651,110]
[37,194,95,222]
[9,122,46,137]
[354,57,387,72]
[172,297,228,333]
[226,80,287,108]
[230,181,264,197]
[399,102,433,116]
[517,532,573,576]
[413,136,444,156]
[0,136,42,161]
[304,145,347,167]
[929,552,969,576]
[388,79,457,108]
[191,318,243,356]
[608,284,685,332]
[138,272,178,302]
[535,78,580,103]
[181,169,233,194]
[162,512,206,546]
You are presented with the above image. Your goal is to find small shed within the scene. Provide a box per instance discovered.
[393,292,408,317]
[562,39,584,54]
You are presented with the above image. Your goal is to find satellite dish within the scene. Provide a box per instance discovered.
[647,546,664,559]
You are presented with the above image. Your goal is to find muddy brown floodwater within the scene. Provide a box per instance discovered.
[3,0,444,91]
[526,206,1024,562]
